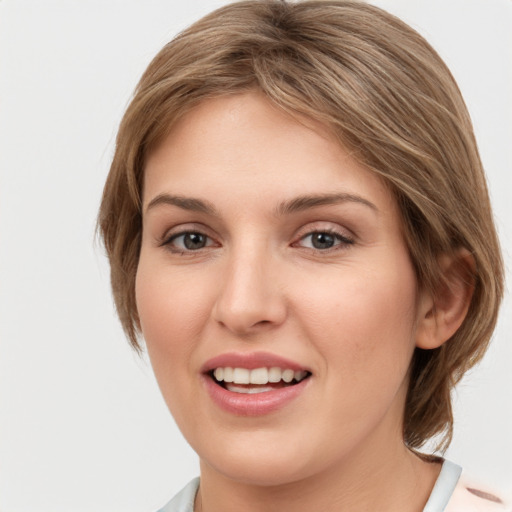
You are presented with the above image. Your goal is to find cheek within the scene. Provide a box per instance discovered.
[135,258,211,372]
[294,256,418,380]
[134,257,218,429]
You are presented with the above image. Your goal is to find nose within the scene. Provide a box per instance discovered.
[212,242,287,336]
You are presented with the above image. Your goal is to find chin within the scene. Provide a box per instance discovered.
[205,454,316,487]
[194,431,330,487]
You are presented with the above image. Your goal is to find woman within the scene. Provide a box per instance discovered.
[98,1,506,510]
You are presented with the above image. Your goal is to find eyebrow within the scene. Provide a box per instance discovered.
[145,194,218,215]
[276,193,378,216]
[145,192,378,216]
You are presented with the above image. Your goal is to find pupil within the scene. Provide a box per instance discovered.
[184,233,206,250]
[312,232,334,249]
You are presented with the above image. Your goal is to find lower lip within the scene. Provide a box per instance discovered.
[203,375,310,416]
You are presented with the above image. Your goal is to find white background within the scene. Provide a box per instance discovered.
[0,1,510,511]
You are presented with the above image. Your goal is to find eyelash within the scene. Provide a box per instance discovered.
[295,229,354,252]
[161,228,354,254]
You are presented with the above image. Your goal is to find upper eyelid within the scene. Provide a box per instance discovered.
[293,221,355,240]
[298,226,352,237]
[160,223,214,242]
[300,230,353,241]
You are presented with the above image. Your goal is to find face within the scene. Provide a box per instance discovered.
[136,92,425,486]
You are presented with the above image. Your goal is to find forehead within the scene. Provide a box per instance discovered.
[142,92,397,219]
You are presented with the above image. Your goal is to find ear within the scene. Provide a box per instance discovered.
[415,249,475,350]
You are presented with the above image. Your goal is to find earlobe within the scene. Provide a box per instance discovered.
[415,249,475,350]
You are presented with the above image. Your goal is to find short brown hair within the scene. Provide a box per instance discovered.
[98,0,504,451]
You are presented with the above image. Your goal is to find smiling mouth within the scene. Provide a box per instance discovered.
[210,367,311,394]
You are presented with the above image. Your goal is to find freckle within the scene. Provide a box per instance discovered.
[466,487,503,503]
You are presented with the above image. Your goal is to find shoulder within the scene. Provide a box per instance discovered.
[446,473,510,512]
[155,478,200,512]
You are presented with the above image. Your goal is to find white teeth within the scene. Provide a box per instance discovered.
[212,366,308,386]
[225,384,274,394]
[268,367,282,383]
[282,369,294,383]
[250,367,269,385]
[295,370,307,381]
[223,367,234,382]
[232,368,250,384]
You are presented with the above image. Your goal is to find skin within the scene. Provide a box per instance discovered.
[136,91,447,512]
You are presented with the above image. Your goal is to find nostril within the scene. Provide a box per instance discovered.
[253,319,271,327]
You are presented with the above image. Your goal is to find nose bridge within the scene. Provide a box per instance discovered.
[213,235,285,333]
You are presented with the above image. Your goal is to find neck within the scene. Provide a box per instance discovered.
[196,438,441,512]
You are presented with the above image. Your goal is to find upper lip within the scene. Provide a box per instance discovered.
[201,351,310,374]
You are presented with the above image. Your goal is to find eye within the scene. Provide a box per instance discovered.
[164,231,214,251]
[298,230,354,250]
